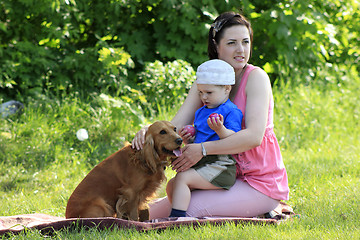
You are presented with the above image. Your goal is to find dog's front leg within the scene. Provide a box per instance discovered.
[128,197,140,221]
[129,205,139,221]
[115,196,127,219]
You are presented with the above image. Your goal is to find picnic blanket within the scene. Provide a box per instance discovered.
[0,202,295,235]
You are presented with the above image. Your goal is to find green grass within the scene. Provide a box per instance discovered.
[1,77,359,239]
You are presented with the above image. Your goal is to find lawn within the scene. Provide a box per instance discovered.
[1,77,359,239]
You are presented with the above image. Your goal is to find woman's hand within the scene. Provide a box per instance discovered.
[171,143,203,172]
[131,125,149,150]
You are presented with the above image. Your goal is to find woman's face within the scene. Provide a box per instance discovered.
[216,25,251,74]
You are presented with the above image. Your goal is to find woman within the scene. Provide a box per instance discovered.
[132,11,289,218]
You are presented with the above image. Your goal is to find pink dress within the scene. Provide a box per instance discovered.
[232,64,289,200]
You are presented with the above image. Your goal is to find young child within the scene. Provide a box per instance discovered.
[168,59,243,218]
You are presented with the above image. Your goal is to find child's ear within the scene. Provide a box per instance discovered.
[225,85,232,93]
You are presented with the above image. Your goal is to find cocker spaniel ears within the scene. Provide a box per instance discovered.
[140,134,159,174]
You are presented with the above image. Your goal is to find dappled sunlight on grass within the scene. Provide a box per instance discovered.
[1,78,359,238]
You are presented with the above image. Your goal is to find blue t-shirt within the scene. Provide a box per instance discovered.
[194,99,243,143]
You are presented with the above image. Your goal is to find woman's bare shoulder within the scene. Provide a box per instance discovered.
[248,67,270,80]
[246,67,271,92]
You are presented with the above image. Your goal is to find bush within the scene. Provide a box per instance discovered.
[95,59,194,119]
[138,60,195,115]
[1,0,359,100]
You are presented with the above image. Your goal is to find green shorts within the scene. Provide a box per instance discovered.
[192,155,236,190]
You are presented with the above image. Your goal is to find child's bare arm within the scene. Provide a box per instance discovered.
[179,126,195,144]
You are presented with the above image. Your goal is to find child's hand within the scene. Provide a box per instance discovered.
[179,126,195,144]
[207,114,224,132]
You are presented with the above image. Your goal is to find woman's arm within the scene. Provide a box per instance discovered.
[172,68,271,172]
[171,82,202,130]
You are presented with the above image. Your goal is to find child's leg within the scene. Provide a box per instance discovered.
[166,177,175,204]
[171,169,221,213]
[166,170,219,205]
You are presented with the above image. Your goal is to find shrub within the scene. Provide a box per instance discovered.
[1,0,359,100]
[138,60,195,115]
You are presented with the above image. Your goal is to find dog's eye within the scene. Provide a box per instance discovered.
[160,130,167,135]
[174,127,177,132]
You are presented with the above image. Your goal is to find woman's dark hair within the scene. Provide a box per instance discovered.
[208,12,253,59]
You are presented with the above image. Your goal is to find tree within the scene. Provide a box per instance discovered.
[0,0,359,100]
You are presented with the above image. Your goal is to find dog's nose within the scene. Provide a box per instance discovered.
[175,138,183,145]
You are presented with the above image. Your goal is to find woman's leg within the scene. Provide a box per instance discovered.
[149,179,279,219]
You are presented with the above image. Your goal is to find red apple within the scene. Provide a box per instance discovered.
[209,113,220,122]
[183,125,195,137]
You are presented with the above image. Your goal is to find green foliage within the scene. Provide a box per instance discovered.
[243,0,360,86]
[0,0,136,100]
[96,93,147,129]
[138,60,195,115]
[1,0,360,103]
[92,59,195,119]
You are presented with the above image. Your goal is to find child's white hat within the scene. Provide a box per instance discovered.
[196,59,235,85]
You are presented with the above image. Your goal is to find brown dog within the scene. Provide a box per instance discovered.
[65,121,182,221]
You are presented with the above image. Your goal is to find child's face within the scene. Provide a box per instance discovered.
[197,84,230,109]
